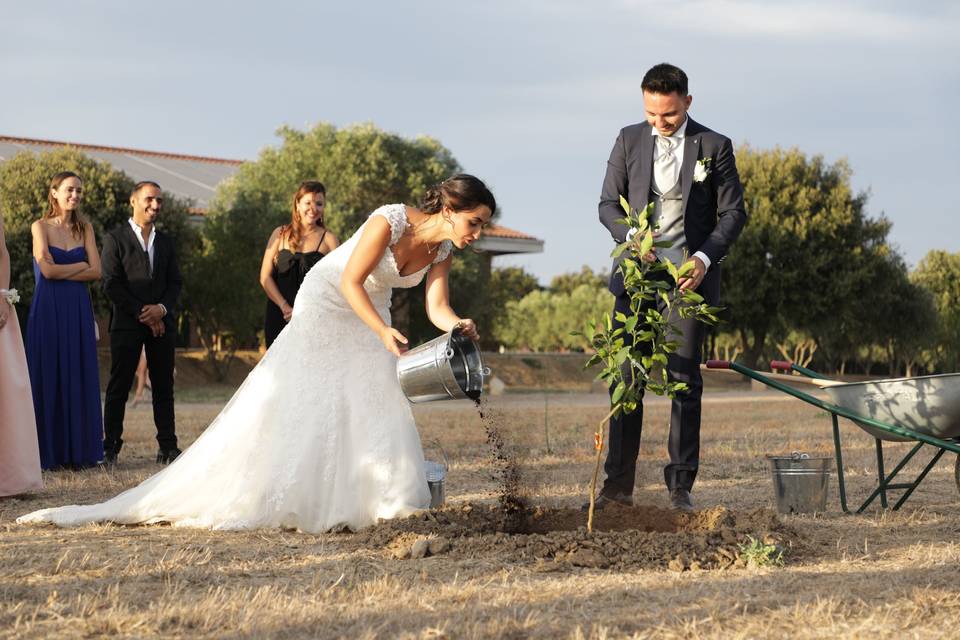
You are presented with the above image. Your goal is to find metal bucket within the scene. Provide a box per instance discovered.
[425,461,446,508]
[424,441,449,509]
[767,451,832,514]
[397,327,491,403]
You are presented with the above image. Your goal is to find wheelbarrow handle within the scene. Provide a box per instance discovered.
[705,360,731,369]
[770,360,793,372]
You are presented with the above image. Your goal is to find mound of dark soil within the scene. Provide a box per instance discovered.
[354,502,795,571]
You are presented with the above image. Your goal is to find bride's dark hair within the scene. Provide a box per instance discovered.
[421,174,496,216]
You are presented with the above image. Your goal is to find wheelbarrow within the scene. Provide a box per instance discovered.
[705,359,960,513]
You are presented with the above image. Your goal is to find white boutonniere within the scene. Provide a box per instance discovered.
[0,288,19,305]
[693,158,711,183]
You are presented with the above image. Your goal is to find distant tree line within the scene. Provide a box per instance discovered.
[2,131,955,377]
[490,147,958,377]
[0,124,488,378]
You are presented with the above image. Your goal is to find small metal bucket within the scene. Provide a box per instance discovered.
[767,451,832,514]
[397,327,491,403]
[424,441,449,509]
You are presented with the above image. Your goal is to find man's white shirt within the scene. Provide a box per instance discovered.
[128,218,166,316]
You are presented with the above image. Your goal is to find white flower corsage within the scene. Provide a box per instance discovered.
[693,158,711,183]
[0,288,19,305]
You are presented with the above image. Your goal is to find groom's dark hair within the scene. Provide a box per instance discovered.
[642,63,688,96]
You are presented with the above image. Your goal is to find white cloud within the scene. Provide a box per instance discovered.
[617,0,956,43]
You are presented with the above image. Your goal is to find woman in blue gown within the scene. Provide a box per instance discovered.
[26,171,104,469]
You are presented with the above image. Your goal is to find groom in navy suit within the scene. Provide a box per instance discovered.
[596,63,747,511]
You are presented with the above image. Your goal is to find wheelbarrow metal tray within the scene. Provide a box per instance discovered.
[822,373,960,441]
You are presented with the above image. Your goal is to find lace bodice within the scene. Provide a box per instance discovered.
[373,203,453,282]
[292,204,452,324]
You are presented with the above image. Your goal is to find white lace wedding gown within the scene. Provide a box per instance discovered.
[18,205,442,533]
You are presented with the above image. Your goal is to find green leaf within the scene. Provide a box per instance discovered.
[612,381,626,404]
[619,195,631,214]
[637,231,653,256]
[614,347,630,365]
[664,259,679,282]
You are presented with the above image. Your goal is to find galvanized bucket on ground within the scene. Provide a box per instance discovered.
[424,441,449,509]
[397,327,490,403]
[767,451,832,514]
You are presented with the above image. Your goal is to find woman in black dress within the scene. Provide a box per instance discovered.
[259,181,339,348]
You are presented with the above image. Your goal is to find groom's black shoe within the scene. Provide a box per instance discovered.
[102,450,118,466]
[669,488,694,512]
[156,448,182,464]
[580,491,633,512]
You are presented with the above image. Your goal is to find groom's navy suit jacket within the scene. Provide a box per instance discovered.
[599,117,747,305]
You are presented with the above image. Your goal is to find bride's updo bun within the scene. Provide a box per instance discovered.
[421,174,496,216]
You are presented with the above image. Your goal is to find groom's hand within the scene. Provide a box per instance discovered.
[678,256,706,292]
[631,231,660,263]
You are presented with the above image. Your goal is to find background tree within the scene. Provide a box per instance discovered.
[496,283,612,351]
[485,266,541,348]
[912,250,960,372]
[194,122,480,351]
[0,148,194,335]
[721,146,895,370]
[549,265,607,295]
[883,273,938,376]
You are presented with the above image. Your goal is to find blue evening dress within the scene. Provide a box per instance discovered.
[26,246,104,468]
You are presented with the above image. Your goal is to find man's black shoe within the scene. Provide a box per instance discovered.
[156,448,182,464]
[102,451,118,466]
[669,488,694,512]
[580,492,633,512]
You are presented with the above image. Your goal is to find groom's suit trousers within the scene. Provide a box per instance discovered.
[601,290,707,495]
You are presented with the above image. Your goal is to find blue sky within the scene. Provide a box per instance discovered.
[2,1,957,284]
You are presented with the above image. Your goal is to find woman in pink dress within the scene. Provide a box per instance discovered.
[0,211,43,496]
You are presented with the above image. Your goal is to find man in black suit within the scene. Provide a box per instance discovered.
[596,63,747,511]
[101,181,183,464]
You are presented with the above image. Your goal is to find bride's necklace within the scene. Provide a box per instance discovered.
[409,216,442,254]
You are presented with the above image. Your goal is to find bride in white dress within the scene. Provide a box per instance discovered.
[18,174,496,533]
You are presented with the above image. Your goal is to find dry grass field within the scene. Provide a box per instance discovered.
[2,385,959,639]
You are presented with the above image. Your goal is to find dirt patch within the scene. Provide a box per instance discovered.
[355,502,795,572]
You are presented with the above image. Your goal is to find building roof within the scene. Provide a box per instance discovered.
[0,135,241,211]
[475,223,544,255]
[0,135,542,254]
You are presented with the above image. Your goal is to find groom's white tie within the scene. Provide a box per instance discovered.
[654,135,680,193]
